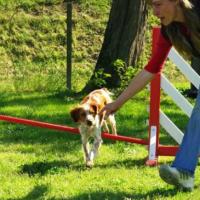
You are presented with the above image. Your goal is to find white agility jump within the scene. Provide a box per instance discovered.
[146,27,200,166]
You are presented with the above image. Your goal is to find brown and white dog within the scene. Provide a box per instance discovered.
[70,88,117,168]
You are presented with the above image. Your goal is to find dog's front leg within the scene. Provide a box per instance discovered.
[108,115,117,135]
[89,128,102,162]
[103,121,109,133]
[81,135,90,166]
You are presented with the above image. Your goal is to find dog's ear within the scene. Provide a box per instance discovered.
[70,108,80,122]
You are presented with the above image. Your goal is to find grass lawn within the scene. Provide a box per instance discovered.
[0,87,200,200]
[0,1,200,199]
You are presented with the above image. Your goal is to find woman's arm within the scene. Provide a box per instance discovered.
[100,30,171,117]
[100,69,155,116]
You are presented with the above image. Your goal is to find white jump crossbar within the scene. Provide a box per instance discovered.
[168,48,200,89]
[160,110,183,144]
[149,48,200,144]
[158,47,200,145]
[161,74,193,117]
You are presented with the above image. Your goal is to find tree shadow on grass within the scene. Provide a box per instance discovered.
[0,91,82,111]
[97,157,148,169]
[9,185,197,200]
[52,188,181,200]
[19,160,87,176]
[0,120,81,148]
[19,157,150,177]
[8,185,48,200]
[20,160,69,176]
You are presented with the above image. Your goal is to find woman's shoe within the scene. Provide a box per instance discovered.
[159,165,194,191]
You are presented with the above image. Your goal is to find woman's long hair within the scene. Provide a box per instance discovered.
[162,0,200,58]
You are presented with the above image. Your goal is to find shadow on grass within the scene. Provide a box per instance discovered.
[0,118,80,148]
[0,90,78,131]
[0,91,82,109]
[0,91,81,147]
[52,188,180,200]
[19,157,149,177]
[9,183,197,200]
[0,90,186,146]
[97,157,147,169]
[9,185,48,200]
[20,160,83,176]
[10,185,198,200]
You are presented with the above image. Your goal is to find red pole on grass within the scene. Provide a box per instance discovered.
[0,115,148,145]
[146,27,162,166]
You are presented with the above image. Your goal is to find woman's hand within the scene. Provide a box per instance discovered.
[99,101,119,118]
[100,69,154,119]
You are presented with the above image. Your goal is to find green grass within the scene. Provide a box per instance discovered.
[0,0,199,199]
[0,86,199,199]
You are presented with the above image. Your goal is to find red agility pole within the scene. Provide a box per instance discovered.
[146,27,179,166]
[146,27,161,166]
[0,115,148,145]
[158,145,179,156]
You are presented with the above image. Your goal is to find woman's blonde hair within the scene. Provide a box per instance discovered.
[161,0,200,58]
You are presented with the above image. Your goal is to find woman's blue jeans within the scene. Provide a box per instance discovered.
[172,86,200,176]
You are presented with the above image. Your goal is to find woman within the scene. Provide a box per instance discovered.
[100,0,200,191]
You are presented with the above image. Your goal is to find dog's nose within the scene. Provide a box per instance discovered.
[86,120,92,126]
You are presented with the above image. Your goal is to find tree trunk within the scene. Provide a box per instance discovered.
[83,0,148,91]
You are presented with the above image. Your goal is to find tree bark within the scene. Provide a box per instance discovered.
[83,0,148,91]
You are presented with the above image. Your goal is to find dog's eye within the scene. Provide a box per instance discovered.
[89,111,95,115]
[80,112,86,117]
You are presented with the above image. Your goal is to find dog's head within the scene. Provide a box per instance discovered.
[70,104,99,127]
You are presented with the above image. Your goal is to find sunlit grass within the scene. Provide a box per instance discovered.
[0,87,199,199]
[0,0,199,199]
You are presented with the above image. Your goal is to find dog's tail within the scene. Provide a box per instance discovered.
[102,87,114,96]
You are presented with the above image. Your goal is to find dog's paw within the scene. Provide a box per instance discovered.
[89,151,95,160]
[86,160,94,168]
